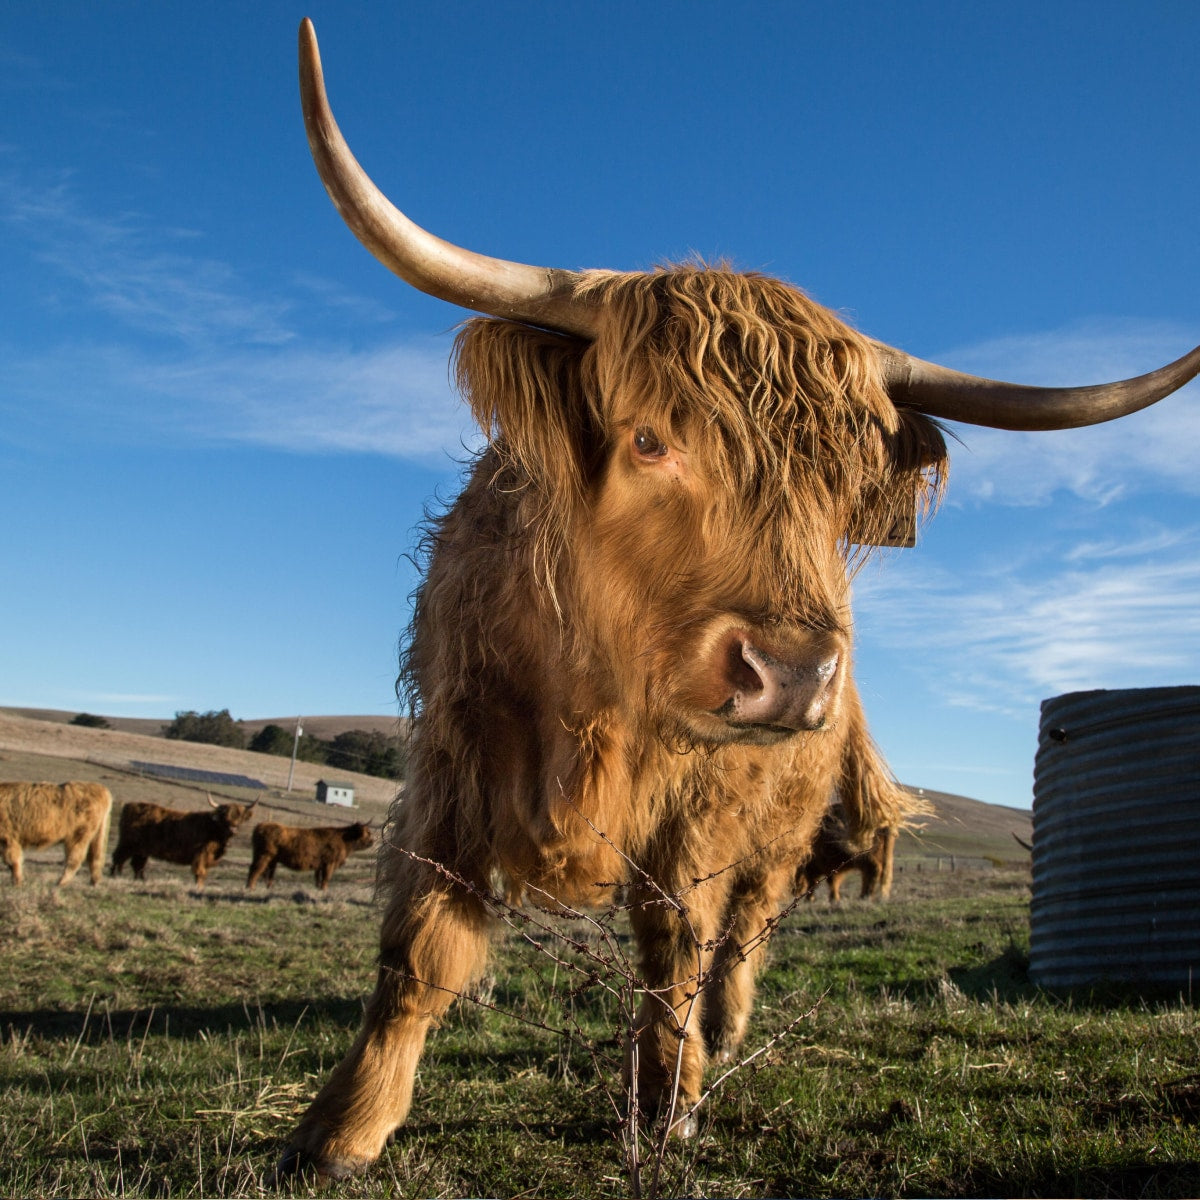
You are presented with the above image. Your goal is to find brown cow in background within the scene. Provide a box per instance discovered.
[246,821,374,891]
[110,795,257,886]
[0,781,113,886]
[797,806,897,902]
[280,21,1200,1177]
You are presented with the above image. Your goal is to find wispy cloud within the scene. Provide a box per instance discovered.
[857,327,1200,724]
[3,336,475,462]
[0,45,70,96]
[933,320,1200,505]
[2,172,295,347]
[2,168,472,461]
[858,524,1200,715]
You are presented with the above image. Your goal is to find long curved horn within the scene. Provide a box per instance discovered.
[876,340,1200,431]
[298,19,598,339]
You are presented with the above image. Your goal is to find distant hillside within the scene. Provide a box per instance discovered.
[898,785,1032,866]
[242,714,405,740]
[0,709,400,812]
[0,706,403,741]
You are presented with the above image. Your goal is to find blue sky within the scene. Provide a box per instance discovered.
[2,2,1197,809]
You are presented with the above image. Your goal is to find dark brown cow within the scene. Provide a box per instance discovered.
[110,795,257,886]
[246,821,374,891]
[797,806,897,902]
[282,22,1200,1177]
[0,781,113,886]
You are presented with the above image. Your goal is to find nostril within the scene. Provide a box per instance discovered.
[728,639,766,694]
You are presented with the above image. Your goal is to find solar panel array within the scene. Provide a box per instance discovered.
[130,761,267,790]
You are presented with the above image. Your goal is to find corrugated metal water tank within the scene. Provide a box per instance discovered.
[1030,686,1200,990]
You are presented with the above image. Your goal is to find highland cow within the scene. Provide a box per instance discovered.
[280,21,1200,1176]
[0,781,113,886]
[246,820,374,891]
[110,796,257,886]
[797,805,897,902]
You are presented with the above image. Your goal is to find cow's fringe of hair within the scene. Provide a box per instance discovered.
[453,263,948,609]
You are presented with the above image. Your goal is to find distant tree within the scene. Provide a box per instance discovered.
[70,712,111,729]
[299,734,330,764]
[163,709,246,749]
[249,723,328,763]
[326,729,406,780]
[248,723,294,756]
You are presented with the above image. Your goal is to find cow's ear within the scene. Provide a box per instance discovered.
[453,319,594,500]
[848,411,947,550]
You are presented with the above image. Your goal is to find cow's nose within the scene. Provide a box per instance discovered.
[725,639,840,731]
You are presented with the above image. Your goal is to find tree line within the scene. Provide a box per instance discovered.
[160,709,406,780]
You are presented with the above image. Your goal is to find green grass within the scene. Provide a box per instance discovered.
[2,867,1198,1197]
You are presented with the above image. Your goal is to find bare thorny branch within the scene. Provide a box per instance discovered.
[380,823,824,1200]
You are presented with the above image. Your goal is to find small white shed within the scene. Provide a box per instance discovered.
[315,779,355,807]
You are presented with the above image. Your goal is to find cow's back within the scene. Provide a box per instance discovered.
[0,782,112,847]
[119,800,173,837]
[117,801,201,863]
[278,827,329,870]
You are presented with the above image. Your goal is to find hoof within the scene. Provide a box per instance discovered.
[666,1108,699,1139]
[274,1143,370,1184]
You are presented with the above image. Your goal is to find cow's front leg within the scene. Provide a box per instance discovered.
[245,852,270,890]
[701,864,792,1063]
[281,870,491,1178]
[191,853,209,887]
[626,874,728,1136]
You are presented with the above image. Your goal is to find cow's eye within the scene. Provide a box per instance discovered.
[632,428,668,458]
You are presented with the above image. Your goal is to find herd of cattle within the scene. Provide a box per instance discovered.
[0,780,375,891]
[0,777,889,898]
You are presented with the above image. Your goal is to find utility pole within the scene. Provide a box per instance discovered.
[287,717,303,793]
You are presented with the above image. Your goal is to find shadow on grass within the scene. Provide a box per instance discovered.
[949,940,1035,1001]
[949,946,1199,1010]
[0,995,364,1047]
[114,884,376,909]
[955,1159,1200,1199]
[398,1113,612,1147]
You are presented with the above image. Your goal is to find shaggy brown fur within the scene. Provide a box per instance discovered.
[797,806,898,902]
[285,265,945,1176]
[246,821,374,891]
[110,799,256,886]
[0,781,113,886]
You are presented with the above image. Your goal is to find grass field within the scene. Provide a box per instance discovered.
[3,858,1198,1199]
